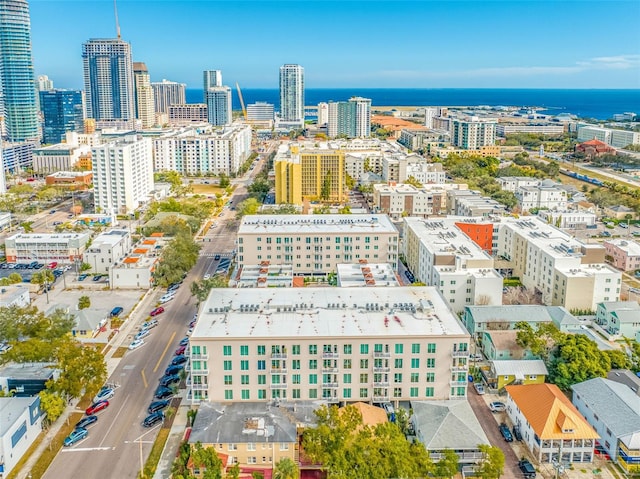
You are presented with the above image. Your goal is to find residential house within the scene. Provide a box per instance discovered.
[0,286,30,308]
[505,383,599,464]
[603,205,636,220]
[572,378,640,473]
[604,239,640,272]
[607,369,640,397]
[485,360,547,390]
[595,301,640,338]
[411,400,490,465]
[480,330,538,361]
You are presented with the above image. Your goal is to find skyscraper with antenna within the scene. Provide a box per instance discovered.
[81,0,135,126]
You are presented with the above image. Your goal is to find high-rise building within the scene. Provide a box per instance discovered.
[279,64,304,125]
[0,0,39,142]
[39,90,84,144]
[203,70,222,100]
[317,102,329,126]
[92,135,154,214]
[451,118,496,149]
[82,38,135,125]
[133,62,155,128]
[424,107,437,128]
[327,97,371,138]
[37,75,53,92]
[205,86,232,126]
[246,102,274,121]
[151,79,186,114]
[168,104,208,125]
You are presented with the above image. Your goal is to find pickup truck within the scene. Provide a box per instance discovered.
[499,423,513,442]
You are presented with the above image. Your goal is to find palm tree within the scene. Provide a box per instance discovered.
[273,458,299,479]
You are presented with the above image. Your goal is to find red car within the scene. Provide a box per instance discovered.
[175,345,186,355]
[150,307,165,317]
[47,262,58,269]
[86,400,109,415]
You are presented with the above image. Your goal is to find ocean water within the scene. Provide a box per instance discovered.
[187,88,640,120]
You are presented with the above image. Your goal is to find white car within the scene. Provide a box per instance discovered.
[203,274,211,280]
[159,294,175,304]
[140,319,159,330]
[129,339,144,350]
[93,387,115,403]
[135,329,150,340]
[473,383,485,395]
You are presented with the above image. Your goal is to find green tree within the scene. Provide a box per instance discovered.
[236,197,261,218]
[20,221,34,233]
[50,341,107,402]
[515,322,563,361]
[345,173,356,190]
[549,334,611,390]
[190,276,228,306]
[404,176,423,188]
[434,449,459,479]
[191,442,223,479]
[475,444,504,479]
[78,295,91,310]
[154,234,200,287]
[80,262,92,272]
[39,389,66,426]
[225,463,240,479]
[218,173,231,189]
[320,171,332,201]
[273,458,299,479]
[338,205,351,214]
[313,205,331,214]
[31,269,55,288]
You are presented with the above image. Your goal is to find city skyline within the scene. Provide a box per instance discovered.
[29,0,640,90]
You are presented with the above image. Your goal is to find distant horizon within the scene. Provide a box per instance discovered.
[30,1,640,90]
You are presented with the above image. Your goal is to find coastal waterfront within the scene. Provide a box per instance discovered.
[187,88,640,120]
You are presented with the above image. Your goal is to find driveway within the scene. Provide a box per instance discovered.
[467,387,521,477]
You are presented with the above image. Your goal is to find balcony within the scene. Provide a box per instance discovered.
[450,380,467,387]
[373,381,389,388]
[271,352,288,359]
[191,369,209,375]
[322,367,339,373]
[373,395,389,402]
[191,383,208,391]
[191,353,209,360]
[270,383,288,389]
[270,368,288,374]
[322,382,339,389]
[322,352,339,359]
[452,350,469,358]
[373,351,391,358]
[373,366,390,373]
[451,365,468,372]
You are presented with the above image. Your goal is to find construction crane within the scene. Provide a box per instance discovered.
[236,82,247,121]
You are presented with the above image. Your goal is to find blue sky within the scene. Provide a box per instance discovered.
[30,0,640,90]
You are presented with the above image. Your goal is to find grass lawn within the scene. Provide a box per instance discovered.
[190,184,226,195]
[139,427,170,479]
[112,346,128,358]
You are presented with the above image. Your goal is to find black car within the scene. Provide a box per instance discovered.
[171,355,188,366]
[159,374,181,387]
[164,364,184,376]
[499,423,513,442]
[142,411,164,427]
[154,386,173,399]
[147,399,170,414]
[518,459,536,478]
[513,425,523,441]
[75,415,98,429]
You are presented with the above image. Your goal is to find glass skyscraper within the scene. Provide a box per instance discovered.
[39,90,84,144]
[279,64,304,124]
[0,0,39,142]
[82,38,135,123]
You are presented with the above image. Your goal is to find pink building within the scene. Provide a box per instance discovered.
[604,239,640,272]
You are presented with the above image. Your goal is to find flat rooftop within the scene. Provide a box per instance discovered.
[0,285,29,303]
[0,397,38,436]
[605,239,640,256]
[194,286,468,339]
[92,229,129,246]
[0,362,56,380]
[239,214,398,235]
[337,263,399,287]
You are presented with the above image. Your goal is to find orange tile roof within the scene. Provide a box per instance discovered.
[142,239,156,245]
[506,384,598,440]
[292,277,305,287]
[150,232,164,237]
[341,402,388,427]
[123,257,140,264]
[133,248,149,254]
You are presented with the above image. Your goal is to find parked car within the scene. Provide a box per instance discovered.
[159,294,175,304]
[171,355,188,366]
[135,329,150,340]
[159,374,181,387]
[78,274,88,281]
[93,387,114,403]
[518,459,536,478]
[513,425,523,441]
[140,319,159,330]
[75,415,98,429]
[142,411,164,427]
[175,345,186,355]
[47,261,58,269]
[129,339,145,350]
[110,306,123,317]
[179,337,189,346]
[92,275,102,282]
[381,402,395,415]
[214,254,221,260]
[63,427,88,446]
[165,364,184,376]
[473,383,485,395]
[154,386,173,400]
[499,423,513,442]
[147,399,170,414]
[150,307,164,317]
[86,400,109,415]
[489,401,506,412]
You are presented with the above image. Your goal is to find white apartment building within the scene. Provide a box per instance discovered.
[205,86,232,126]
[537,210,597,229]
[398,128,450,152]
[495,217,621,310]
[373,183,467,219]
[5,233,91,264]
[451,118,496,149]
[153,125,251,176]
[168,104,208,126]
[151,79,186,115]
[424,107,437,128]
[317,102,329,125]
[32,143,92,174]
[279,64,304,125]
[92,135,154,215]
[402,217,503,313]
[495,124,565,136]
[84,229,131,274]
[496,176,541,193]
[188,287,471,404]
[577,124,640,148]
[237,214,399,275]
[515,184,567,212]
[447,190,507,217]
[110,255,157,289]
[246,102,274,121]
[65,131,105,148]
[382,155,447,184]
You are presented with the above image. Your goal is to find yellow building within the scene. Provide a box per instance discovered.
[274,143,346,205]
[488,359,548,390]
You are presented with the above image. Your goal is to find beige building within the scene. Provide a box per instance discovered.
[189,287,471,404]
[237,214,399,275]
[373,183,467,219]
[4,233,90,264]
[32,143,91,174]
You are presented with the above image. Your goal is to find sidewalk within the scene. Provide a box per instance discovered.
[152,395,190,479]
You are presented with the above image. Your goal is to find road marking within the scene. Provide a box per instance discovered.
[99,394,130,447]
[62,446,113,452]
[154,330,177,373]
[141,369,148,389]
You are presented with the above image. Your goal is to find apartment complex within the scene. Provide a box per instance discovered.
[373,183,467,219]
[246,102,274,121]
[205,86,232,126]
[237,214,399,275]
[398,128,451,152]
[451,119,496,149]
[279,64,304,126]
[515,183,568,212]
[133,62,155,128]
[92,135,154,214]
[495,123,565,136]
[403,217,503,313]
[84,229,132,274]
[168,104,208,125]
[327,97,372,138]
[189,287,471,404]
[577,124,640,148]
[382,156,447,184]
[152,125,251,176]
[39,89,84,144]
[32,143,91,174]
[274,143,347,205]
[5,232,91,263]
[595,301,640,338]
[496,176,541,192]
[537,210,597,229]
[151,79,186,115]
[446,190,507,217]
[604,239,640,272]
